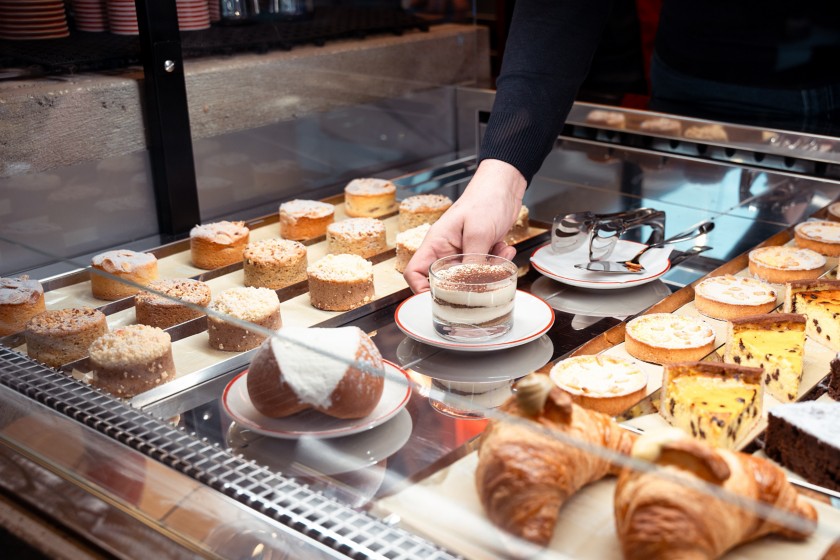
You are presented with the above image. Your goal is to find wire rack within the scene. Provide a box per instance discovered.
[0,7,430,75]
[0,346,460,560]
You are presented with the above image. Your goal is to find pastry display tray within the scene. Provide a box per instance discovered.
[0,193,547,418]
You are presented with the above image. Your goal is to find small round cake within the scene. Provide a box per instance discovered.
[25,307,109,368]
[585,110,626,128]
[0,276,46,336]
[326,218,387,259]
[247,326,385,419]
[397,194,452,232]
[243,238,308,290]
[207,287,282,352]
[307,254,375,311]
[343,178,397,218]
[625,313,716,365]
[827,202,840,223]
[549,355,648,416]
[505,204,530,243]
[694,274,777,320]
[395,223,431,274]
[278,199,335,240]
[794,220,840,256]
[134,278,211,329]
[90,250,159,300]
[88,324,175,398]
[748,246,826,284]
[190,220,250,269]
[639,117,682,135]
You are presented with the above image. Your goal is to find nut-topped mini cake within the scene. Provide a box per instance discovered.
[326,218,387,259]
[397,194,452,232]
[693,274,777,320]
[549,355,647,416]
[429,255,518,341]
[639,117,682,135]
[134,278,211,329]
[278,199,335,240]
[748,245,826,283]
[207,287,282,352]
[90,250,159,300]
[88,324,176,398]
[25,307,108,368]
[794,220,840,256]
[343,178,397,218]
[625,313,715,365]
[190,220,250,269]
[395,223,430,274]
[0,276,46,336]
[307,254,375,311]
[243,238,308,290]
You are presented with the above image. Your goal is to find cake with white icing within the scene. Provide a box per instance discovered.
[765,401,840,491]
[90,249,159,300]
[307,254,374,311]
[207,287,281,352]
[549,355,647,416]
[246,326,385,419]
[0,276,46,336]
[395,223,430,274]
[625,313,716,365]
[693,274,777,320]
[189,220,250,269]
[748,245,826,284]
[397,194,452,232]
[794,220,840,256]
[343,178,397,218]
[278,199,334,240]
[326,218,387,259]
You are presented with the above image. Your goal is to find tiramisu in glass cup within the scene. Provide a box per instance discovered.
[429,254,518,342]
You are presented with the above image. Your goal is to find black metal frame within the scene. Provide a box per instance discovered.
[135,0,201,236]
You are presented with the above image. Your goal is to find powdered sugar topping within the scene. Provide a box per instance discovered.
[307,254,372,282]
[279,199,334,220]
[345,178,396,195]
[327,218,385,238]
[0,276,43,305]
[92,250,157,273]
[190,221,249,244]
[399,194,452,212]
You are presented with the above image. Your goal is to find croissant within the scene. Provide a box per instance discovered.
[614,434,818,560]
[475,374,637,546]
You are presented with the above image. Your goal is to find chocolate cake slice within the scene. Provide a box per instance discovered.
[829,353,840,401]
[765,401,840,491]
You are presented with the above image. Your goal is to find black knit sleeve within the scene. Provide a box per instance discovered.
[479,0,614,184]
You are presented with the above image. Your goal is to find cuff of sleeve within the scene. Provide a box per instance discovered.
[478,109,559,185]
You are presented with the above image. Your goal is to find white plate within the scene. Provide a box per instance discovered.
[222,360,411,440]
[226,408,413,476]
[395,290,554,352]
[395,334,553,383]
[530,240,671,289]
[529,275,672,318]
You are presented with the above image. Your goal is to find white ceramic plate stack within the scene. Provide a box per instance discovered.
[207,0,220,23]
[106,0,137,35]
[0,0,70,41]
[176,0,210,31]
[72,0,108,32]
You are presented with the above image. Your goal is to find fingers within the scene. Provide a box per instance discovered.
[491,241,517,261]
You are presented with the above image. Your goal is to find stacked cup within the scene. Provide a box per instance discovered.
[106,0,138,35]
[72,0,108,33]
[176,0,210,31]
[0,0,70,41]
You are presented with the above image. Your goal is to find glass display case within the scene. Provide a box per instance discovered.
[3,2,840,558]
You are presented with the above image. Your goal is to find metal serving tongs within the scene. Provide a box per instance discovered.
[575,219,715,274]
[551,207,666,262]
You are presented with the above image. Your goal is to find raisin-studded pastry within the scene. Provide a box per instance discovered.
[475,374,637,546]
[615,433,817,560]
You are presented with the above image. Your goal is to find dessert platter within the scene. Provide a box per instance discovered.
[376,206,840,560]
[0,184,547,413]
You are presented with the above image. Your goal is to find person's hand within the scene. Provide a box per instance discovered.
[403,159,527,293]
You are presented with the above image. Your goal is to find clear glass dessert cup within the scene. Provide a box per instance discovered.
[429,253,518,342]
